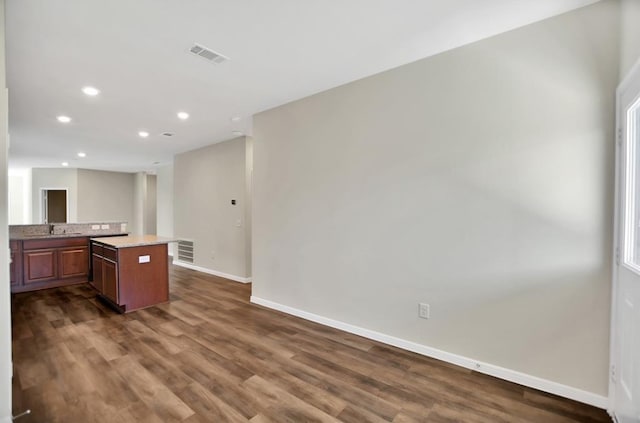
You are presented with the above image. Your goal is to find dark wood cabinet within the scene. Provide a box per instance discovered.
[102,258,118,303]
[23,249,57,284]
[10,240,22,287]
[11,237,90,293]
[90,253,103,293]
[91,239,169,313]
[59,246,89,279]
[91,243,118,303]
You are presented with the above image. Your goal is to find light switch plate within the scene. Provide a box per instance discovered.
[91,224,100,230]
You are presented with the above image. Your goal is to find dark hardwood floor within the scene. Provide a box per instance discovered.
[11,265,611,422]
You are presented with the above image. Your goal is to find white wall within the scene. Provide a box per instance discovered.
[31,168,78,223]
[0,0,12,420]
[8,168,30,224]
[620,0,640,80]
[76,169,135,227]
[174,137,250,279]
[7,174,21,224]
[252,0,618,398]
[156,164,174,255]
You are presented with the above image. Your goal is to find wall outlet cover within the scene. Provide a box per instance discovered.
[419,303,430,319]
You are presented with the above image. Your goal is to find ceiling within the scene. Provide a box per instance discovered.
[6,0,598,173]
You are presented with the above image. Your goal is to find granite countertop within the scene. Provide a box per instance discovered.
[91,235,177,248]
[12,232,126,240]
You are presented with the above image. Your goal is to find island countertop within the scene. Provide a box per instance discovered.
[91,235,177,248]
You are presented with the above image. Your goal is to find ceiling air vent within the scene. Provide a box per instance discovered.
[162,132,174,137]
[189,43,229,64]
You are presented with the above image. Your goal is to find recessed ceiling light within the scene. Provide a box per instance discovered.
[82,86,100,96]
[138,131,150,138]
[57,115,71,123]
[232,130,244,136]
[231,116,241,122]
[61,162,69,167]
[177,112,189,120]
[77,152,86,158]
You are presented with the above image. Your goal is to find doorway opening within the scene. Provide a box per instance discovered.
[41,189,68,223]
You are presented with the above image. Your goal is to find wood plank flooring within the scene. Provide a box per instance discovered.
[11,265,611,422]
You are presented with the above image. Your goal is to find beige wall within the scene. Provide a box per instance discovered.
[174,136,250,279]
[29,168,136,229]
[0,0,11,420]
[156,164,174,255]
[252,0,619,396]
[31,168,78,223]
[144,174,157,235]
[131,172,157,235]
[133,172,145,235]
[245,137,253,278]
[620,0,640,80]
[76,169,135,228]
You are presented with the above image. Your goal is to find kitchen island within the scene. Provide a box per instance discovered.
[90,235,175,313]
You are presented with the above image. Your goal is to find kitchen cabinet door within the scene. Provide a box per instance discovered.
[91,254,103,293]
[103,258,118,304]
[23,249,57,284]
[59,246,89,279]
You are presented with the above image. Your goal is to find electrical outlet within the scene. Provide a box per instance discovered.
[419,303,430,319]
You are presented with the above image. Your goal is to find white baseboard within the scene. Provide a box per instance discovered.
[250,296,609,410]
[608,410,618,423]
[173,260,252,283]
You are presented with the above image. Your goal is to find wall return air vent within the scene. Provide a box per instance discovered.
[177,239,194,263]
[189,43,229,64]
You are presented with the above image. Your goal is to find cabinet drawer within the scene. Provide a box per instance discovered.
[24,237,88,250]
[92,243,104,257]
[102,246,117,262]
